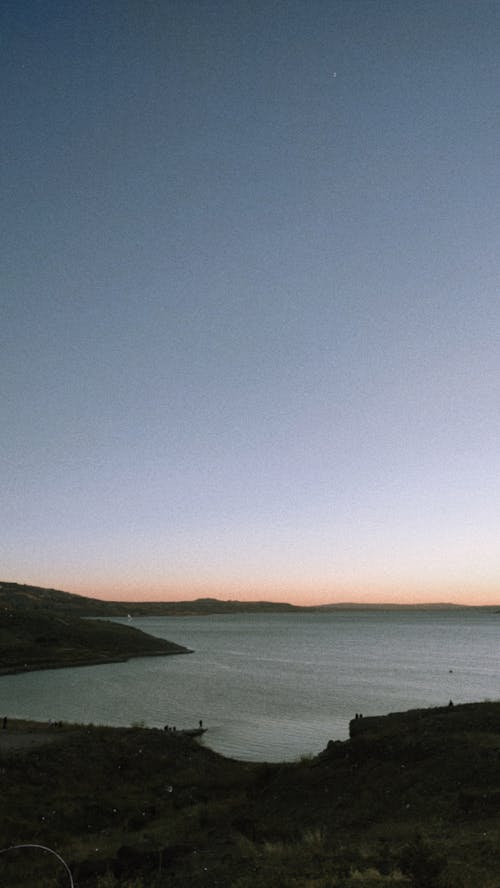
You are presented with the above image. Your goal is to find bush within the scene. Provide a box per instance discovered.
[398,833,444,888]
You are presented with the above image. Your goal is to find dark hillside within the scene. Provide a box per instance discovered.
[0,581,127,615]
[2,702,500,886]
[0,582,304,616]
[123,597,303,615]
[0,608,190,674]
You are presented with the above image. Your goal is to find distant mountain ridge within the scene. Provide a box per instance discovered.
[0,582,303,616]
[0,581,491,616]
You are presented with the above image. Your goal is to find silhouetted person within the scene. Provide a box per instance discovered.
[199,719,203,729]
[2,716,7,730]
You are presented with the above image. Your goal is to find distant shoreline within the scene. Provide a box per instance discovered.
[2,581,499,615]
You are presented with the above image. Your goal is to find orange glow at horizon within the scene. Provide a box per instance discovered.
[50,575,500,607]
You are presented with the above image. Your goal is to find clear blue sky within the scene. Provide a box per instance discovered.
[2,0,500,603]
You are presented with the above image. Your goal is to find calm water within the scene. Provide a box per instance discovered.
[1,610,499,761]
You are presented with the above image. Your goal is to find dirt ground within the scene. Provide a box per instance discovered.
[0,720,71,753]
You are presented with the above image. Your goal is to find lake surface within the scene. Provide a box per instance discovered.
[1,610,499,761]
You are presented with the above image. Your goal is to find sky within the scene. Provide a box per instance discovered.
[2,0,500,605]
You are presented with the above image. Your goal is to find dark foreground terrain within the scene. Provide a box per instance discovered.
[1,702,500,887]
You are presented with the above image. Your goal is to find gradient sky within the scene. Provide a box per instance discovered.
[2,1,500,604]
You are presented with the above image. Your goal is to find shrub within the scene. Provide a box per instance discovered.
[398,833,445,888]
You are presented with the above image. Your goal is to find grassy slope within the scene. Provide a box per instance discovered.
[0,609,190,674]
[0,582,128,615]
[1,702,500,886]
